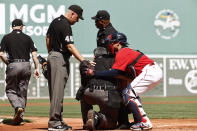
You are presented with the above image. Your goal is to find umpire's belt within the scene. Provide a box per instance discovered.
[91,85,117,91]
[51,49,63,53]
[9,59,29,63]
[51,50,71,60]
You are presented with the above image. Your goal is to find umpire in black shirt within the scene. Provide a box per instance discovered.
[46,5,93,131]
[78,11,118,128]
[0,19,40,125]
[92,10,131,129]
[91,10,117,50]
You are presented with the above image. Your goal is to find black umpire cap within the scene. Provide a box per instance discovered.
[92,10,110,20]
[12,19,25,27]
[68,5,84,20]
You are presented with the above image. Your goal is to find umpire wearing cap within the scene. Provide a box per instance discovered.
[0,19,40,125]
[46,4,90,131]
[92,10,117,50]
[77,10,119,127]
[81,47,122,130]
[92,10,130,129]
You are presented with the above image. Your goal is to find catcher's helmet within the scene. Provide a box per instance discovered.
[107,32,128,46]
[106,32,128,55]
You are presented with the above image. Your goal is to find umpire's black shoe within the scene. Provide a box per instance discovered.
[61,121,71,128]
[115,124,130,130]
[48,124,72,131]
[86,109,100,130]
[115,122,135,130]
[14,118,24,125]
[83,125,88,130]
[13,107,23,125]
[63,124,72,130]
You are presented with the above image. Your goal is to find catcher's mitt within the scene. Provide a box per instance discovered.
[79,60,94,78]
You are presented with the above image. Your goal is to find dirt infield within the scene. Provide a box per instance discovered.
[0,116,197,131]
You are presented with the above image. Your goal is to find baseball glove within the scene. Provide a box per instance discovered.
[37,55,48,79]
[79,60,94,78]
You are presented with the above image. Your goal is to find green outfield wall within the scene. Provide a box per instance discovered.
[0,0,197,98]
[0,0,196,54]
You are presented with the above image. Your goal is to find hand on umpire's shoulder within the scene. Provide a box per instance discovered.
[34,68,40,79]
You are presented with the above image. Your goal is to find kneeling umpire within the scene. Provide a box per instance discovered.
[0,19,40,125]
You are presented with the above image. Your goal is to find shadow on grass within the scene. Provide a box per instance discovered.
[2,118,33,125]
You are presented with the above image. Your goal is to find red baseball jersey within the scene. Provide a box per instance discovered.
[112,48,154,76]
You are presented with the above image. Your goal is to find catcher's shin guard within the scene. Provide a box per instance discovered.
[122,85,137,106]
[127,100,143,123]
[122,85,147,123]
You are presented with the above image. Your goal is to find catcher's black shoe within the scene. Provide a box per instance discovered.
[13,107,23,125]
[86,109,100,130]
[48,124,72,131]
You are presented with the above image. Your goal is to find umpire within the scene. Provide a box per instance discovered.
[46,5,90,131]
[0,19,40,125]
[92,10,130,129]
[92,10,117,50]
[76,11,118,128]
[80,47,122,130]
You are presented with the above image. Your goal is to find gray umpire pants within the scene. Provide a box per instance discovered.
[83,88,119,129]
[6,62,31,113]
[47,51,69,128]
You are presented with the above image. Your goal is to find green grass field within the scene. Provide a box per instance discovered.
[0,96,197,119]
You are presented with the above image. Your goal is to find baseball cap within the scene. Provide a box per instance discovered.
[91,10,110,20]
[68,5,84,20]
[12,19,25,27]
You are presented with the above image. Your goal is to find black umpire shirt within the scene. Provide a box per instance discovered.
[97,23,117,48]
[0,29,37,61]
[47,15,74,57]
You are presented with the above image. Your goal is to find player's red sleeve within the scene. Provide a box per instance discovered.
[112,48,132,71]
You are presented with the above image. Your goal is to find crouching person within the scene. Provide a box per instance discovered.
[77,47,122,130]
[85,32,163,130]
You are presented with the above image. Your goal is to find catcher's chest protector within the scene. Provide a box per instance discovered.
[90,56,118,87]
[85,56,121,109]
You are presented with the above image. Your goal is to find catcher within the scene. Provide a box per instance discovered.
[85,32,162,130]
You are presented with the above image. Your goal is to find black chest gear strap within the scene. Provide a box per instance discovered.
[125,50,144,79]
[131,50,144,66]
